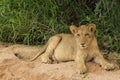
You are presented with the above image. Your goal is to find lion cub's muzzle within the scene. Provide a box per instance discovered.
[80,43,87,49]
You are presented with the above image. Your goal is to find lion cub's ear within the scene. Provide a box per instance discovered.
[88,24,96,33]
[70,25,78,34]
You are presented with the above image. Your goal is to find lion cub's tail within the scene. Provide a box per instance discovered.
[14,44,48,61]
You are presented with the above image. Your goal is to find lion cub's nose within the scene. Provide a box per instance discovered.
[81,43,85,46]
[80,43,86,48]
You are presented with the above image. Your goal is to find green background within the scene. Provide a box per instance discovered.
[0,0,119,53]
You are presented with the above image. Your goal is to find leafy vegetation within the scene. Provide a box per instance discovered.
[0,0,119,53]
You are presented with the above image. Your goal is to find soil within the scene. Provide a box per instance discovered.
[0,42,120,80]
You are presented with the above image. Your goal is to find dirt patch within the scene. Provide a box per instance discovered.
[0,42,120,80]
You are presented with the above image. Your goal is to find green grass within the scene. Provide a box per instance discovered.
[0,0,119,53]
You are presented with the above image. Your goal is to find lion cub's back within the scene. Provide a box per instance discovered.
[54,34,76,62]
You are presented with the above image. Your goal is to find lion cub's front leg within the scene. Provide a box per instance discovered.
[75,52,87,74]
[94,52,114,70]
[41,35,61,64]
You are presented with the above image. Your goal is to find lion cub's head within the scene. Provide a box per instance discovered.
[70,24,96,49]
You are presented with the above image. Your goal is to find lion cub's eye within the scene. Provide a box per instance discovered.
[76,34,80,37]
[85,33,89,37]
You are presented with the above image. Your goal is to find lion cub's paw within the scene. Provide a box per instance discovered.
[102,62,114,70]
[41,55,52,64]
[41,57,52,64]
[78,66,87,74]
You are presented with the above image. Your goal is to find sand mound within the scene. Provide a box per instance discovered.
[0,43,119,80]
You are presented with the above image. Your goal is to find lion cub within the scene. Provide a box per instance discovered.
[15,24,114,74]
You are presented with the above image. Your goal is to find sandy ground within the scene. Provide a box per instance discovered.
[0,42,120,80]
